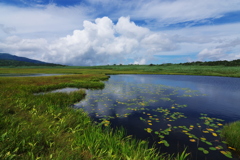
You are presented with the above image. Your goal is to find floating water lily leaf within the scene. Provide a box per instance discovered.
[154,131,159,135]
[220,151,233,158]
[198,147,204,151]
[209,147,217,150]
[158,140,170,147]
[159,135,165,138]
[205,141,213,145]
[203,150,209,154]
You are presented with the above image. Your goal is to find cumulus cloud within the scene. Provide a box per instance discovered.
[197,38,240,61]
[45,16,176,65]
[0,17,177,65]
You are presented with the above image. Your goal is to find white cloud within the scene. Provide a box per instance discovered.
[0,16,177,65]
[1,14,240,65]
[134,0,240,24]
[115,17,150,39]
[198,48,226,61]
[0,24,16,34]
[134,58,146,65]
[198,48,240,61]
[0,36,48,60]
[83,0,240,27]
[197,38,240,61]
[43,16,177,65]
[0,3,89,39]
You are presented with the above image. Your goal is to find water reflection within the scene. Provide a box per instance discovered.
[74,74,240,160]
[35,87,80,95]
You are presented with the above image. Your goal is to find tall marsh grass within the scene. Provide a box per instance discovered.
[221,121,240,157]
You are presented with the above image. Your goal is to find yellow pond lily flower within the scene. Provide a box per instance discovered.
[212,133,218,137]
[200,137,206,141]
[215,146,221,150]
[228,147,236,151]
[220,151,227,155]
[207,128,214,132]
[146,128,152,133]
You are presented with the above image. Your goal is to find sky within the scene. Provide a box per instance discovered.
[0,0,240,66]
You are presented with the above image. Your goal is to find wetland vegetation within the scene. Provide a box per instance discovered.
[0,64,240,160]
[0,72,186,160]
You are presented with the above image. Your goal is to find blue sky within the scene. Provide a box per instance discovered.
[0,0,240,65]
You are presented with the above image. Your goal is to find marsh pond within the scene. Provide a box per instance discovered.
[72,74,240,160]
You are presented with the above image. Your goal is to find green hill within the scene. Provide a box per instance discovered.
[0,53,64,67]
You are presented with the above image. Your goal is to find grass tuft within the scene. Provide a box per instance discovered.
[221,121,240,157]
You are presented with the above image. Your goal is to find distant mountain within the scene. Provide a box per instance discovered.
[0,53,64,66]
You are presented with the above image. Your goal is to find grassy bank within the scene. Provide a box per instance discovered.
[220,121,240,158]
[0,73,189,160]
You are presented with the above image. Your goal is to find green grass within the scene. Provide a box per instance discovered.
[1,65,239,159]
[220,121,240,157]
[0,73,189,160]
[1,64,240,77]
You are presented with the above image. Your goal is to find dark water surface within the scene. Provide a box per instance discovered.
[74,74,240,160]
